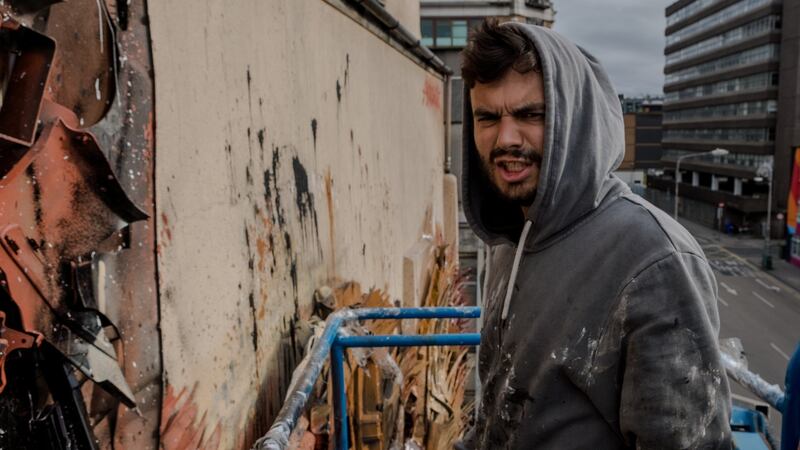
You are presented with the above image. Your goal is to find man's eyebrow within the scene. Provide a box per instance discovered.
[511,102,546,115]
[473,107,500,117]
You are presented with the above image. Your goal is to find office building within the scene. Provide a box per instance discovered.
[646,0,800,235]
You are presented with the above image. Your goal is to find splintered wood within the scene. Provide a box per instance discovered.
[289,244,471,449]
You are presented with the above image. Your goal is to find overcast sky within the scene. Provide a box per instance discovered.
[553,0,675,97]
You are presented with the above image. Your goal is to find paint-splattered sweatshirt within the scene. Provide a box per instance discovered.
[460,24,732,449]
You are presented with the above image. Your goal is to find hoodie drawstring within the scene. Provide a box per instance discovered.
[501,220,532,320]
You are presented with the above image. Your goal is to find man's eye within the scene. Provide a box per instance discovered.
[476,116,498,123]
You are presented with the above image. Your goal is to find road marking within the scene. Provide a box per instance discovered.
[717,297,729,307]
[719,282,738,296]
[752,291,775,309]
[755,278,780,292]
[770,342,791,361]
[708,244,800,303]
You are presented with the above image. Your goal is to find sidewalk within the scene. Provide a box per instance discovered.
[678,218,800,294]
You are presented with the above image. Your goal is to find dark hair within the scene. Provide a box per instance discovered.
[460,19,541,88]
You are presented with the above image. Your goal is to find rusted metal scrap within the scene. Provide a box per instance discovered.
[0,9,150,448]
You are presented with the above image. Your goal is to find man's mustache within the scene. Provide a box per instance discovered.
[489,148,543,166]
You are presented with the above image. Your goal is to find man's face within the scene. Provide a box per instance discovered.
[470,69,545,207]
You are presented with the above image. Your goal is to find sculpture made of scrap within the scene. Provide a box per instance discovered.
[0,8,146,449]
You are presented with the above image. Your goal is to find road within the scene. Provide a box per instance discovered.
[693,232,800,434]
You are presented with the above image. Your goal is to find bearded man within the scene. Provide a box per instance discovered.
[459,20,732,449]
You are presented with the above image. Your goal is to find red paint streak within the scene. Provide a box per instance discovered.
[161,212,172,242]
[423,76,442,111]
[160,384,221,450]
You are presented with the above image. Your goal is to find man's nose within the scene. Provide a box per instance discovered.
[496,116,523,149]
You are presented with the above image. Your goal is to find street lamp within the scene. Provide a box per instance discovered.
[674,148,730,220]
[755,158,774,270]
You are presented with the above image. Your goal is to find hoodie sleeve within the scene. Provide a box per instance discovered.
[617,251,732,450]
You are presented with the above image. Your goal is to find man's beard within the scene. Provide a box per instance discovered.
[478,147,542,207]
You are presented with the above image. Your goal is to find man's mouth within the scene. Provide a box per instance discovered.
[495,159,534,183]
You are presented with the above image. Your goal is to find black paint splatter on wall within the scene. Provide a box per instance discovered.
[310,119,317,149]
[291,156,318,232]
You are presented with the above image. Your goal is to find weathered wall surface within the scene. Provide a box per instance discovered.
[385,0,422,37]
[149,0,446,447]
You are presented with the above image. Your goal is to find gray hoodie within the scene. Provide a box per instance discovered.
[462,24,732,449]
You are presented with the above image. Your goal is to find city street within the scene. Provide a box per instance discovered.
[682,220,800,433]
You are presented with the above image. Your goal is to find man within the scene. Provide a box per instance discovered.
[459,20,731,449]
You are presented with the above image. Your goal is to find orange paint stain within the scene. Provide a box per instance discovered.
[324,169,336,278]
[256,237,268,272]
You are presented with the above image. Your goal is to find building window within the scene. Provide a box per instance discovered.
[665,15,780,66]
[664,71,779,102]
[420,18,482,49]
[665,44,779,85]
[663,100,778,122]
[421,19,434,47]
[663,127,774,143]
[666,0,772,47]
[667,0,721,27]
[663,149,772,168]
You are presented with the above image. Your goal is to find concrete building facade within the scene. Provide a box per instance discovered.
[647,0,800,236]
[619,97,664,189]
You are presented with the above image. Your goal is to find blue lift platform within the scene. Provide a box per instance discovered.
[253,306,799,450]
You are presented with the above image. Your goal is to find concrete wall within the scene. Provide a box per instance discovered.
[385,0,422,37]
[149,1,446,447]
[622,114,636,170]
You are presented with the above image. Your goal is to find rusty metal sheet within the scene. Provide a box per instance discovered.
[0,0,158,444]
[0,21,55,148]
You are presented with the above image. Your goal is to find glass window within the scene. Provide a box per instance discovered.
[436,21,452,47]
[664,127,774,143]
[667,0,720,27]
[420,18,476,49]
[665,44,779,85]
[667,0,772,46]
[665,15,780,66]
[663,100,778,122]
[421,19,433,47]
[452,20,468,47]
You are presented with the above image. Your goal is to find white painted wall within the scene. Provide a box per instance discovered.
[149,0,446,447]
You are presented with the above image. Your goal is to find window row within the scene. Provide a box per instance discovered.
[664,72,778,102]
[663,149,772,167]
[663,99,777,122]
[665,15,780,66]
[421,18,482,48]
[665,44,779,85]
[667,0,774,46]
[667,0,722,27]
[664,127,775,142]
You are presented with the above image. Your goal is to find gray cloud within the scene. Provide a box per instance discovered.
[553,0,674,97]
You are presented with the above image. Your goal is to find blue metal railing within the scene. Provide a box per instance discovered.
[253,306,481,450]
[253,306,799,450]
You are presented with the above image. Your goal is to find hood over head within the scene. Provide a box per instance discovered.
[462,23,627,251]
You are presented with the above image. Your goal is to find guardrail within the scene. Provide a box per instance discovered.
[253,306,481,450]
